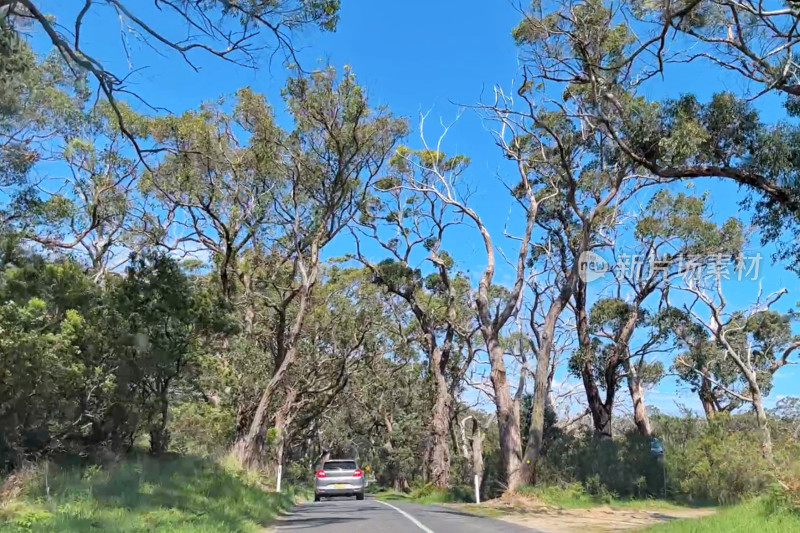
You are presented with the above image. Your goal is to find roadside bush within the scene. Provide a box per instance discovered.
[535,412,800,506]
[408,483,474,503]
[658,414,793,505]
[168,400,234,457]
[537,431,664,498]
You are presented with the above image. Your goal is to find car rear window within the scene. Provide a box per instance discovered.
[323,461,357,471]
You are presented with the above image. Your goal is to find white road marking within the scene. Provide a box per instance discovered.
[376,500,436,533]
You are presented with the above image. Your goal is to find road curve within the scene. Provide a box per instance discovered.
[276,496,542,532]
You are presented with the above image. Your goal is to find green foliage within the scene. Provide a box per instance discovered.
[168,401,235,457]
[657,413,800,506]
[0,455,295,533]
[534,413,800,507]
[0,244,226,467]
[642,500,800,533]
[537,431,665,499]
[377,483,475,503]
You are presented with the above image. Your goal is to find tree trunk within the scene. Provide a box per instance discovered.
[428,347,452,487]
[486,333,523,491]
[231,348,296,467]
[274,402,291,492]
[574,281,614,438]
[699,370,718,419]
[521,287,571,483]
[747,376,773,460]
[626,360,652,437]
[521,334,550,481]
[470,419,484,503]
[588,388,613,437]
[149,383,170,455]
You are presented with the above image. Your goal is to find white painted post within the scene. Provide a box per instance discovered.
[276,464,283,493]
[473,474,480,504]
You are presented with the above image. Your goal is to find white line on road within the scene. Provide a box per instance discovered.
[376,500,436,533]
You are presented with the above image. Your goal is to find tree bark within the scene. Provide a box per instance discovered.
[231,350,294,467]
[744,370,773,460]
[149,383,170,455]
[273,393,295,492]
[486,333,524,491]
[699,370,718,419]
[428,346,452,487]
[521,288,570,482]
[574,282,614,438]
[625,360,652,437]
[470,418,484,491]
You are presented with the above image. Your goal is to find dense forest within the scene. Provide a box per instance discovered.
[1,0,800,528]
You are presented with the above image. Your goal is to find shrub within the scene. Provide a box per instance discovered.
[535,412,800,506]
[168,401,234,457]
[660,414,779,505]
[407,483,474,503]
[537,431,665,499]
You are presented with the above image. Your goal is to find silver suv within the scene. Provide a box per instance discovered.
[313,459,365,501]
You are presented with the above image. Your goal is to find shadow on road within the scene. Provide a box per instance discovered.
[278,501,371,530]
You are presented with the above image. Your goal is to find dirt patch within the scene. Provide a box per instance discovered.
[454,496,716,533]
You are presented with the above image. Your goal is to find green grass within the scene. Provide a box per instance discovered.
[375,485,475,504]
[640,500,800,533]
[513,483,702,511]
[0,454,295,533]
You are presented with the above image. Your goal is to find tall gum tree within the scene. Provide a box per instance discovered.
[394,111,557,491]
[1,0,340,151]
[354,147,476,487]
[229,68,406,467]
[140,68,405,467]
[510,0,800,478]
[675,281,800,458]
[572,191,746,437]
[514,0,800,267]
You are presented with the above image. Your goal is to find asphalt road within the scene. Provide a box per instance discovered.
[276,496,541,532]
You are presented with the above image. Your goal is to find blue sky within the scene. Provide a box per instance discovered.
[32,0,799,414]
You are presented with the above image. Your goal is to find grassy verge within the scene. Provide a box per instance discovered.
[374,485,475,504]
[0,454,295,533]
[373,482,705,511]
[512,484,704,511]
[639,500,800,532]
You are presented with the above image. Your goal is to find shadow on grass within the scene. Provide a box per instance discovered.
[1,454,294,533]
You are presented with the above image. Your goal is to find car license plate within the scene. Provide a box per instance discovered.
[332,484,347,488]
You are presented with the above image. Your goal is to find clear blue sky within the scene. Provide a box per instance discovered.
[34,0,799,414]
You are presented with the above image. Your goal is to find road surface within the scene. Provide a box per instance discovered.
[276,496,541,532]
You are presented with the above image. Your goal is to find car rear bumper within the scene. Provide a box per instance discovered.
[315,484,364,496]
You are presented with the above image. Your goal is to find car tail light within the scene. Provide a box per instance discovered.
[353,469,363,478]
[316,470,326,478]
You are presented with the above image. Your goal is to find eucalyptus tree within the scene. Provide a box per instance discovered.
[1,0,340,148]
[228,68,406,467]
[389,107,561,490]
[24,105,146,281]
[668,310,746,418]
[572,191,746,437]
[142,88,282,301]
[642,0,800,98]
[499,0,674,481]
[266,265,385,490]
[0,30,150,281]
[509,0,800,481]
[354,147,477,487]
[308,287,431,490]
[142,69,405,468]
[674,282,800,456]
[514,0,800,267]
